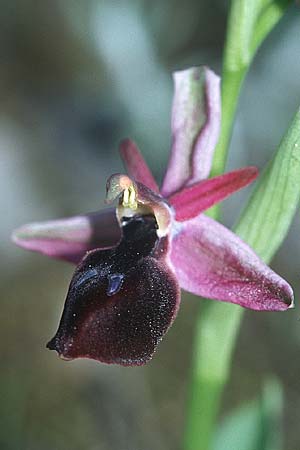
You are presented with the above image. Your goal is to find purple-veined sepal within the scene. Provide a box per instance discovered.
[170,214,294,311]
[11,208,122,264]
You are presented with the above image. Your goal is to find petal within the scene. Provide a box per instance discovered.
[168,166,258,221]
[161,66,221,197]
[119,138,159,192]
[12,208,121,264]
[47,215,180,366]
[170,215,293,311]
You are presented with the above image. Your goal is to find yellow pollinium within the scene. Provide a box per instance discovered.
[106,174,138,210]
[106,173,172,237]
[122,184,138,210]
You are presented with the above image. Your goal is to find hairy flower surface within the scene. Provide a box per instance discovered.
[12,67,294,366]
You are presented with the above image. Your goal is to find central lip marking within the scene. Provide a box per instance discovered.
[107,273,125,296]
[77,268,98,287]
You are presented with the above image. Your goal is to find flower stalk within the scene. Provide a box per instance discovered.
[211,0,292,178]
[184,109,300,450]
[184,1,294,449]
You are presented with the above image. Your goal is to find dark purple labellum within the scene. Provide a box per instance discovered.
[47,215,180,366]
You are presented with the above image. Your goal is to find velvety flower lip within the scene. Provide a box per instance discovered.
[12,66,294,366]
[47,215,180,366]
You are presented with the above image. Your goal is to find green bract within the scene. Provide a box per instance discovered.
[237,108,300,261]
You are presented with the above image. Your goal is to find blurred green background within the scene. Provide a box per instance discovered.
[2,1,300,449]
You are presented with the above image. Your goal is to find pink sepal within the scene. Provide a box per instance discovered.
[12,208,121,264]
[170,215,294,311]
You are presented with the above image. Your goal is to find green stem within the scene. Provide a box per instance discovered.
[183,303,243,450]
[183,1,292,449]
[184,106,300,450]
[211,0,291,179]
[210,68,246,178]
[184,22,248,449]
[250,0,292,57]
[203,67,247,219]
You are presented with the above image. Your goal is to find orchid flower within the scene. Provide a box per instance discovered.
[12,67,294,366]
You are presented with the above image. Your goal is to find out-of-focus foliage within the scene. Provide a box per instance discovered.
[1,1,300,449]
[214,378,283,450]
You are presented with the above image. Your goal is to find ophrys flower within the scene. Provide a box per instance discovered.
[12,67,294,366]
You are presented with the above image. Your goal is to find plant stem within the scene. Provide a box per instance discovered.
[210,68,246,178]
[183,303,243,450]
[183,1,292,449]
[184,107,300,450]
[183,39,247,450]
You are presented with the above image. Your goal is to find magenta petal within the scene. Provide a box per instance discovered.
[47,215,180,366]
[119,138,159,192]
[169,166,258,221]
[170,215,294,311]
[12,208,121,264]
[161,66,221,197]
